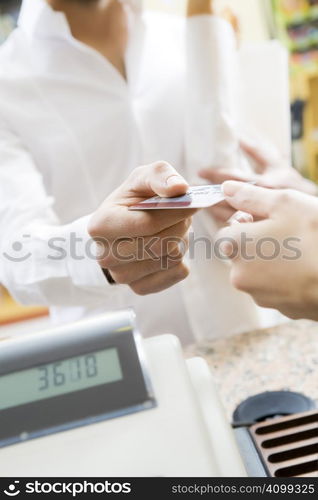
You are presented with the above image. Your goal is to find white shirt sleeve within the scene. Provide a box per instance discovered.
[185,15,240,182]
[0,122,112,307]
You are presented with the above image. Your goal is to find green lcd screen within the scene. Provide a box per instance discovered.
[0,348,123,411]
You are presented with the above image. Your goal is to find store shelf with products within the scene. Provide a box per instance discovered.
[0,0,20,42]
[272,0,318,180]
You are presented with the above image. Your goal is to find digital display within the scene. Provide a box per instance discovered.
[0,348,123,411]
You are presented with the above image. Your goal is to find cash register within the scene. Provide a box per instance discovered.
[2,310,316,478]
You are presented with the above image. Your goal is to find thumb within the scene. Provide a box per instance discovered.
[128,162,189,198]
[222,181,277,219]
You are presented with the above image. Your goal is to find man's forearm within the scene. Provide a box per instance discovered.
[187,0,213,17]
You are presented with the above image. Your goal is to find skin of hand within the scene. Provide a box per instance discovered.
[217,181,318,320]
[88,162,197,296]
[199,141,318,225]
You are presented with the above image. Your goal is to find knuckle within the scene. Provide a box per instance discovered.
[287,310,302,320]
[181,264,190,280]
[187,216,193,229]
[99,256,113,269]
[88,210,114,240]
[231,268,247,291]
[167,248,184,262]
[167,255,183,267]
[163,239,177,256]
[98,253,117,271]
[125,165,146,188]
[181,217,192,234]
[254,297,270,308]
[274,189,293,208]
[179,236,190,255]
[237,193,251,208]
[170,238,189,259]
[145,236,162,257]
[111,269,128,285]
[87,216,101,239]
[165,241,178,258]
[153,161,171,175]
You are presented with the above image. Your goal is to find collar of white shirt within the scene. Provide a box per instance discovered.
[18,0,72,41]
[17,0,146,91]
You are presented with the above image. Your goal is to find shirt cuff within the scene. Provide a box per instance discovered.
[187,15,237,50]
[65,215,111,290]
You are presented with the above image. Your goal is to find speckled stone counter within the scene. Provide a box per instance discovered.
[184,320,318,421]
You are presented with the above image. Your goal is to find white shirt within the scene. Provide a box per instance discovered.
[0,0,272,342]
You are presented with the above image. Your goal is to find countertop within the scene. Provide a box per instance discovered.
[184,320,318,421]
[0,288,48,328]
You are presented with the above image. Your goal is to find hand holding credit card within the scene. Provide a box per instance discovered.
[129,185,225,210]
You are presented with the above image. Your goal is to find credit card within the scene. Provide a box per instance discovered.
[129,185,224,210]
[129,185,225,210]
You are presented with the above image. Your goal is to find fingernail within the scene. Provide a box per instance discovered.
[166,175,187,187]
[222,181,242,197]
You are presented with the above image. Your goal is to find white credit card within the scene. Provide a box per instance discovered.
[129,185,225,210]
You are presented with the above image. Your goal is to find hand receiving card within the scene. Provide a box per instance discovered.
[129,185,225,211]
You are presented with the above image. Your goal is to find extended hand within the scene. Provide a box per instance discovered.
[217,181,318,320]
[199,141,317,225]
[88,162,196,295]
